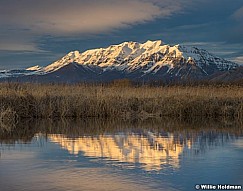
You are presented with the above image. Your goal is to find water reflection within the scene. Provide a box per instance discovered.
[1,119,243,191]
[1,119,242,172]
[49,133,185,171]
[48,131,238,171]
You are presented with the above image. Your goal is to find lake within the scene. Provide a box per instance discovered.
[0,119,243,191]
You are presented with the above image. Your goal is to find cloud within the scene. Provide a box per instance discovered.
[0,0,192,53]
[232,6,243,21]
[0,0,180,35]
[233,56,243,64]
[0,43,39,52]
[0,0,190,52]
[0,28,43,52]
[0,0,206,36]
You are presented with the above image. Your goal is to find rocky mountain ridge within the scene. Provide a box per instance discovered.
[0,40,241,83]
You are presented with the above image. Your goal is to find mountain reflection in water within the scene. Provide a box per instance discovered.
[1,119,243,191]
[48,128,237,171]
[1,119,241,172]
[49,132,186,171]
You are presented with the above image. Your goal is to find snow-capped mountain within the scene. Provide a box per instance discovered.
[0,40,240,83]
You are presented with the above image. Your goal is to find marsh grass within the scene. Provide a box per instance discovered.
[0,82,243,120]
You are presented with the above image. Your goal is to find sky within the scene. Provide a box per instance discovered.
[0,0,243,70]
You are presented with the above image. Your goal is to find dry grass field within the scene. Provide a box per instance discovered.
[0,82,243,122]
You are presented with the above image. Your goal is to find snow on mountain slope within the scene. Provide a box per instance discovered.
[40,40,238,77]
[0,69,41,79]
[26,65,43,71]
[0,40,239,82]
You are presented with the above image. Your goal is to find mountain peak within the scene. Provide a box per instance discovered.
[68,51,80,59]
[1,40,239,83]
[142,40,163,48]
[40,40,238,75]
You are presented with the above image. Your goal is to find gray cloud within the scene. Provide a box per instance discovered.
[1,0,242,69]
[0,27,41,51]
[233,56,243,64]
[0,0,180,35]
[0,0,188,52]
[233,6,243,21]
[0,42,38,52]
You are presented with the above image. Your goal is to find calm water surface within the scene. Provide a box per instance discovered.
[0,120,243,191]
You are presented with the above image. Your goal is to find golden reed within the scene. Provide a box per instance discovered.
[0,82,243,120]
